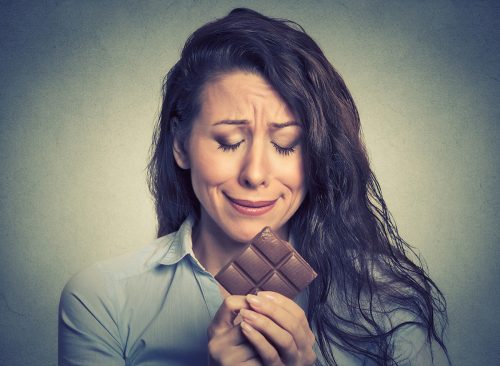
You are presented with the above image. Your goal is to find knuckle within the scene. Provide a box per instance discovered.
[256,314,269,327]
[220,353,232,366]
[266,301,277,314]
[249,360,264,366]
[306,350,317,365]
[290,322,301,335]
[282,333,295,350]
[308,331,316,346]
[207,339,217,354]
[264,350,281,365]
[222,296,234,309]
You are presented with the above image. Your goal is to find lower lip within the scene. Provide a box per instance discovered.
[228,199,276,216]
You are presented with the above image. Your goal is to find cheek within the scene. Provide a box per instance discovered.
[279,157,306,191]
[188,142,235,193]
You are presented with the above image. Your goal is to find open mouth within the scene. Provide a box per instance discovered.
[226,195,277,216]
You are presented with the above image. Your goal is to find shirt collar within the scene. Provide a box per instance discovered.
[158,215,197,266]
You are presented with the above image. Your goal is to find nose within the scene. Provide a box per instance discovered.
[238,140,270,189]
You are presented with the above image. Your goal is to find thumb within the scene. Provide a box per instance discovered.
[208,295,249,337]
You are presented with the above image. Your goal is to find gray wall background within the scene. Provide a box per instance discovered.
[1,1,498,365]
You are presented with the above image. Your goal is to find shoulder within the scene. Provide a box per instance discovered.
[95,233,177,280]
[60,232,177,312]
[58,231,185,363]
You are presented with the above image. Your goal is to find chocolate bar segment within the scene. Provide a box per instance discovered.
[215,263,255,295]
[215,227,317,298]
[261,272,297,299]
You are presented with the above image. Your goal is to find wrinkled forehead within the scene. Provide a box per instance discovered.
[197,71,296,124]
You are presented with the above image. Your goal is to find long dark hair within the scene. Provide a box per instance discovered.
[148,8,449,365]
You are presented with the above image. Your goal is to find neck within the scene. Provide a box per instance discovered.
[192,211,247,275]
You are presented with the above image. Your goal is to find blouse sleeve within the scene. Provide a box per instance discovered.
[58,265,125,366]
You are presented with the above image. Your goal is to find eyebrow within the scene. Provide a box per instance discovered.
[212,119,249,126]
[269,121,301,129]
[212,119,301,128]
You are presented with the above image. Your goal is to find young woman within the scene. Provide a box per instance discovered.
[59,8,450,366]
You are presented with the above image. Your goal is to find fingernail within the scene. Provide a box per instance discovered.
[246,294,264,306]
[233,312,243,326]
[240,308,258,321]
[240,321,253,332]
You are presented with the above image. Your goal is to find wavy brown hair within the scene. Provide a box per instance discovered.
[147,8,449,365]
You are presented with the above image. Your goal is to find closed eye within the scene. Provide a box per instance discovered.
[217,140,297,156]
[272,142,296,156]
[217,140,244,152]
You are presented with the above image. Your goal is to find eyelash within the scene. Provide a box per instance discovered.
[271,142,296,156]
[217,140,296,156]
[218,141,244,152]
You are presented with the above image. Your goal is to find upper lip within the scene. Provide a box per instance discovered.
[226,195,277,208]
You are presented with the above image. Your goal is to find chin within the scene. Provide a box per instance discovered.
[224,222,268,243]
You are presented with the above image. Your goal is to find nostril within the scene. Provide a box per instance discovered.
[239,171,269,188]
[242,178,254,188]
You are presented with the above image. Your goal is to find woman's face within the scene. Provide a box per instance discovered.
[174,71,306,243]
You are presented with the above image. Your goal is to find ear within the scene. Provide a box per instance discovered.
[173,137,190,169]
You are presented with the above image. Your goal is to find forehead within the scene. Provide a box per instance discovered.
[197,71,294,121]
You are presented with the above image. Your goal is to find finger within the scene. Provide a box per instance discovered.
[257,291,310,331]
[240,308,298,363]
[246,294,311,350]
[258,291,316,348]
[210,343,260,366]
[241,321,284,366]
[209,295,249,337]
[208,325,251,364]
[240,359,264,366]
[220,343,260,365]
[210,322,247,347]
[256,291,305,317]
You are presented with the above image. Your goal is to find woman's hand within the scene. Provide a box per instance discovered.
[239,291,317,366]
[208,295,263,366]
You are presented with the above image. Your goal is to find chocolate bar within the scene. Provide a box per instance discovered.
[215,227,317,298]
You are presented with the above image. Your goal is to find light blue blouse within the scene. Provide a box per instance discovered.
[58,216,446,365]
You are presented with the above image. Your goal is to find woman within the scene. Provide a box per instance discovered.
[59,8,450,366]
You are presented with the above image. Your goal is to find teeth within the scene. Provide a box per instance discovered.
[237,202,271,208]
